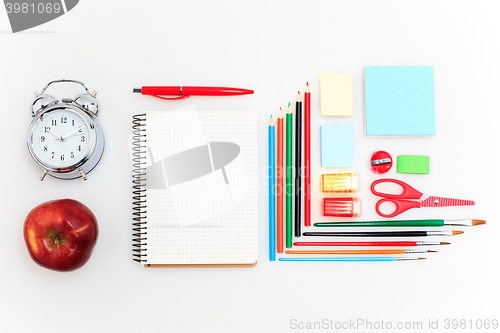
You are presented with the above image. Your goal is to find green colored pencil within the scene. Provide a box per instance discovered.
[314,219,486,227]
[286,103,293,248]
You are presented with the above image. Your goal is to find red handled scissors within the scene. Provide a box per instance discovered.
[371,179,475,218]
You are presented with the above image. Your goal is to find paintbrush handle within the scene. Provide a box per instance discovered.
[279,257,399,262]
[314,220,445,227]
[286,250,407,254]
[303,231,430,237]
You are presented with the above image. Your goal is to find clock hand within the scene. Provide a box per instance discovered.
[47,129,63,141]
[61,127,82,141]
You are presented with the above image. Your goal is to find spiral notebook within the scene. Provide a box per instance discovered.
[132,110,258,267]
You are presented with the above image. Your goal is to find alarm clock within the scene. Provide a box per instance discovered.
[27,79,105,181]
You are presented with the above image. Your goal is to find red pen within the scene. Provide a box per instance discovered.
[133,86,254,100]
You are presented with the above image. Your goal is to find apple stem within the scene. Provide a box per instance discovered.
[47,229,65,247]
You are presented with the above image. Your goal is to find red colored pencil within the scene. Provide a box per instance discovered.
[304,82,311,227]
[277,108,284,253]
[293,241,450,247]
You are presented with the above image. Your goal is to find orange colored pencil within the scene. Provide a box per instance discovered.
[277,108,284,253]
[285,249,436,255]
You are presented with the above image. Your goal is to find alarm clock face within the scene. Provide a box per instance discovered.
[29,107,95,171]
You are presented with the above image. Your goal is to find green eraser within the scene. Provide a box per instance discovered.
[397,155,430,174]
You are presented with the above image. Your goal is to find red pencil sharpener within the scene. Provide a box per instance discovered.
[370,151,393,174]
[323,197,362,217]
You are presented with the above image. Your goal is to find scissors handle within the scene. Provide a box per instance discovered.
[371,178,423,200]
[375,198,422,218]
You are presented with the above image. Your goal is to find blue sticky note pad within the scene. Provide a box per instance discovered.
[364,66,436,136]
[320,125,353,167]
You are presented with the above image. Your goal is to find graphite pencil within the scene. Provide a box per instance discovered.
[294,92,302,237]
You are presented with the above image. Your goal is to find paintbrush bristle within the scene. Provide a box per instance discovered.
[472,219,486,226]
[428,250,438,253]
[440,242,450,245]
[418,258,426,260]
[452,230,464,235]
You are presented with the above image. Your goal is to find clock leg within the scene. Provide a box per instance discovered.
[78,167,88,181]
[40,170,48,181]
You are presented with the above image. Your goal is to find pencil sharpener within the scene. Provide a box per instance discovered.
[370,151,393,174]
[321,173,360,193]
[323,197,362,217]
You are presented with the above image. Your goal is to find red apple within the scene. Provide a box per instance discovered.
[23,199,98,272]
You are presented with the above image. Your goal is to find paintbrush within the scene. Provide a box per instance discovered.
[279,257,426,262]
[285,249,437,255]
[302,230,464,237]
[314,219,486,227]
[293,241,450,247]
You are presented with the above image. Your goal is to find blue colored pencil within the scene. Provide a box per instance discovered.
[269,116,276,261]
[279,257,425,262]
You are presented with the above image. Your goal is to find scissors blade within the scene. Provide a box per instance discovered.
[420,196,475,208]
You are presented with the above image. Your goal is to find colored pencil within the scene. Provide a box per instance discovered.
[293,241,450,247]
[286,249,436,255]
[314,219,486,227]
[277,108,284,253]
[302,231,464,237]
[285,103,293,248]
[279,257,426,262]
[294,92,302,237]
[268,116,276,261]
[304,82,311,227]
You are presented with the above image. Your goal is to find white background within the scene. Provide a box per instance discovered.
[1,1,499,332]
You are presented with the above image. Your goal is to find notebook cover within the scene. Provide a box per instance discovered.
[144,262,258,268]
[364,66,436,136]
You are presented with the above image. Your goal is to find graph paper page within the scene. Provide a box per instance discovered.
[143,110,258,265]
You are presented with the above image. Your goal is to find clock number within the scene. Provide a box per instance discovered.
[61,155,65,161]
[79,128,83,133]
[43,145,48,152]
[81,136,86,142]
[40,136,45,142]
[78,145,82,152]
[51,119,57,126]
[61,117,67,124]
[70,152,75,159]
[51,152,55,159]
[72,119,75,126]
[44,126,51,133]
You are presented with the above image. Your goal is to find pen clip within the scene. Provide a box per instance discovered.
[149,94,190,100]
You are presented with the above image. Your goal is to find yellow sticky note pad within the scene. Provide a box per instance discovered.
[320,73,353,116]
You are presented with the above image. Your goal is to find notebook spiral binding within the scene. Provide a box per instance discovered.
[132,114,147,262]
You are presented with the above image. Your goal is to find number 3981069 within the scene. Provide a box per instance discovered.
[5,2,62,14]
